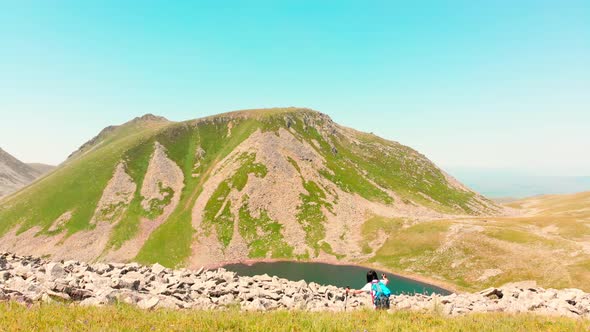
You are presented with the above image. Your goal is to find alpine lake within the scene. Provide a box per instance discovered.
[222,261,452,295]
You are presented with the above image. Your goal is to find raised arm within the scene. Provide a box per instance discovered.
[346,286,366,296]
[347,283,372,295]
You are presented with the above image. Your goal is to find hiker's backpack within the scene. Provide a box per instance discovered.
[371,280,391,309]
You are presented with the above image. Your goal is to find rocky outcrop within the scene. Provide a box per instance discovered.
[392,282,590,318]
[91,162,136,225]
[0,253,368,311]
[1,253,589,317]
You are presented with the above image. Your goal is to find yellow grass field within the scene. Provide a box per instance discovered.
[1,302,589,332]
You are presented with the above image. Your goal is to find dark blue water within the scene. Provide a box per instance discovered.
[223,261,451,295]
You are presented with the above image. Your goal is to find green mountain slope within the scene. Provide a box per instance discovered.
[0,108,500,269]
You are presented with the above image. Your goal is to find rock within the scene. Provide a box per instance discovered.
[260,290,282,301]
[80,297,104,307]
[480,287,503,299]
[280,296,295,309]
[151,263,166,275]
[138,296,160,310]
[93,288,117,305]
[258,274,272,283]
[13,265,32,279]
[93,263,113,275]
[156,296,181,309]
[243,298,266,311]
[308,282,319,293]
[112,277,140,290]
[46,262,66,280]
[46,290,71,301]
[67,288,93,301]
[3,252,590,316]
[216,294,236,306]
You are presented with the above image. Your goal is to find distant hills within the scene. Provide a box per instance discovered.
[450,168,590,198]
[0,108,500,269]
[0,148,54,198]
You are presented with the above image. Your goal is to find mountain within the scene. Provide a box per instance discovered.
[0,108,501,269]
[26,163,56,175]
[0,148,55,198]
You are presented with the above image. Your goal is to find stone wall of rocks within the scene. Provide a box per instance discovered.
[1,253,589,318]
[392,282,590,318]
[0,253,368,311]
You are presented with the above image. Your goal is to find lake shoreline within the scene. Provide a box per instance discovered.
[205,258,459,294]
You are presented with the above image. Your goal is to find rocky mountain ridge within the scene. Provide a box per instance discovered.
[0,148,54,199]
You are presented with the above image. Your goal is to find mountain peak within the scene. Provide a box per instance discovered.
[67,114,170,161]
[202,107,327,121]
[130,114,169,123]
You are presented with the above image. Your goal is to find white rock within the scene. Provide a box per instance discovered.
[151,263,166,275]
[138,297,160,310]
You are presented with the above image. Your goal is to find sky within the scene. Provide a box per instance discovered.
[0,0,589,176]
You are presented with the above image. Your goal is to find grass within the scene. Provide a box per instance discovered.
[136,119,260,266]
[277,111,493,215]
[238,199,294,258]
[291,121,394,205]
[0,302,589,332]
[0,120,167,238]
[331,132,481,214]
[372,221,451,267]
[360,216,404,254]
[143,182,174,220]
[296,179,332,257]
[483,228,559,247]
[201,152,268,249]
[365,200,590,292]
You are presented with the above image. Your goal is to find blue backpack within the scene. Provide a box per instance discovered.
[371,280,391,309]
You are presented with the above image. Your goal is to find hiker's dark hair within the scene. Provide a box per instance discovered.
[366,270,378,283]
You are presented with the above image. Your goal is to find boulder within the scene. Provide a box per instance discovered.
[138,296,160,310]
[46,262,66,280]
[112,277,140,290]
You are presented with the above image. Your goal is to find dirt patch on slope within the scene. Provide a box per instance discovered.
[190,128,321,266]
[0,222,115,263]
[91,162,136,224]
[104,142,184,262]
[0,161,141,262]
[48,211,73,232]
[140,142,184,211]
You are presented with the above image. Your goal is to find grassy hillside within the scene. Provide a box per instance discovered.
[1,302,588,332]
[0,118,169,236]
[0,108,499,276]
[365,192,590,291]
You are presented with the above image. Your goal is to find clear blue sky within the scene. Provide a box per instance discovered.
[1,1,588,175]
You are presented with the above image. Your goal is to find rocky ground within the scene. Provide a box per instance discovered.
[1,253,589,318]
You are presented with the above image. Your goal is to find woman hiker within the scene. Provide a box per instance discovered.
[346,270,392,310]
